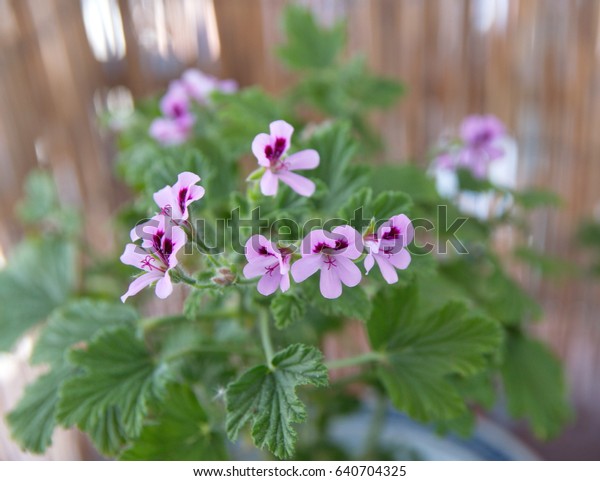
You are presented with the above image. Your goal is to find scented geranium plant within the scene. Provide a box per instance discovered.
[2,6,571,460]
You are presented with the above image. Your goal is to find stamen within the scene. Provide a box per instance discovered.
[324,255,337,270]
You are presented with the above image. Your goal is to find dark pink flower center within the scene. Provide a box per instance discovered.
[178,187,189,214]
[151,229,174,266]
[264,137,287,165]
[172,103,185,118]
[382,226,401,241]
[472,129,493,147]
[313,237,349,255]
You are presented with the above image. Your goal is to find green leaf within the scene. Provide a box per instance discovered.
[372,191,413,222]
[6,366,72,453]
[271,293,306,330]
[32,299,138,366]
[120,384,227,460]
[277,5,345,70]
[57,326,170,450]
[301,278,372,322]
[305,122,369,214]
[501,335,571,439]
[368,284,502,422]
[83,406,129,456]
[337,187,372,229]
[16,170,59,224]
[370,164,439,205]
[226,344,328,459]
[456,168,495,192]
[0,237,75,351]
[513,189,561,209]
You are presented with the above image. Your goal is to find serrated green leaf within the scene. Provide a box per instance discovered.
[337,187,372,228]
[271,293,306,329]
[57,326,170,450]
[32,299,138,366]
[0,237,75,351]
[83,406,129,456]
[6,366,73,453]
[368,284,502,422]
[501,335,571,439]
[372,191,413,223]
[277,5,345,70]
[301,278,372,322]
[305,122,369,214]
[226,344,328,459]
[16,171,59,224]
[121,384,227,460]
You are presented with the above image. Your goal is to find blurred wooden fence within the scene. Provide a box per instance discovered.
[1,0,600,459]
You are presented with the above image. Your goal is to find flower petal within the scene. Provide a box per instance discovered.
[269,120,294,153]
[335,256,362,287]
[278,171,315,197]
[291,255,322,283]
[319,266,342,299]
[332,225,363,259]
[243,257,278,278]
[260,170,279,196]
[386,248,411,270]
[364,253,375,274]
[120,243,148,269]
[121,271,163,302]
[155,272,174,299]
[280,272,291,292]
[285,149,320,170]
[374,255,399,284]
[252,133,273,167]
[257,271,282,296]
[389,214,414,246]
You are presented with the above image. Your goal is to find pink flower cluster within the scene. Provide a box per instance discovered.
[120,172,204,302]
[244,215,413,299]
[435,115,506,179]
[150,69,238,146]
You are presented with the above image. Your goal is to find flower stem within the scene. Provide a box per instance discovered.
[259,311,275,369]
[325,352,384,370]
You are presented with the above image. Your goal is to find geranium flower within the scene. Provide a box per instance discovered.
[181,68,238,103]
[120,215,186,302]
[291,226,362,299]
[243,235,291,295]
[149,116,195,146]
[152,172,205,222]
[364,214,413,284]
[252,120,319,197]
[150,80,195,146]
[436,115,506,178]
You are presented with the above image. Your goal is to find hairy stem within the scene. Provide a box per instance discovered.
[259,311,275,369]
[325,351,384,370]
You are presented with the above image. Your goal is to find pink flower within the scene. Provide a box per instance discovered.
[120,215,186,302]
[364,215,413,284]
[149,116,194,146]
[160,80,191,119]
[436,115,506,179]
[291,226,362,299]
[243,235,291,296]
[150,81,195,146]
[181,69,238,103]
[252,120,320,197]
[152,171,205,222]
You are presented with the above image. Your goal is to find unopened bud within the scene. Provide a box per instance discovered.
[211,267,236,286]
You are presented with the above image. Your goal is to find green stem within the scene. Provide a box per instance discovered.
[140,314,187,332]
[325,352,384,370]
[259,311,275,369]
[363,392,387,459]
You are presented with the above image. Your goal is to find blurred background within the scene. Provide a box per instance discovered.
[0,0,599,460]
